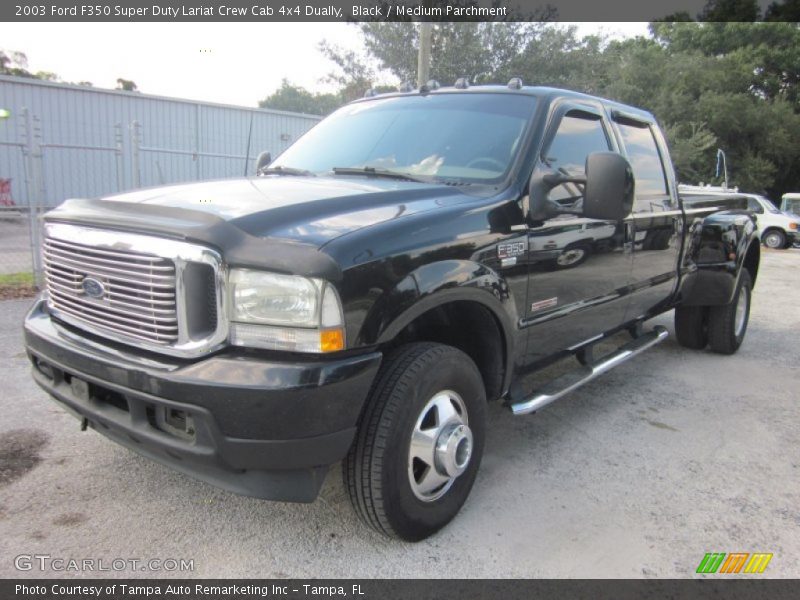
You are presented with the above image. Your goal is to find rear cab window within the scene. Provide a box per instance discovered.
[614,117,670,211]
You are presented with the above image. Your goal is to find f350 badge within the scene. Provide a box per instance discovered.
[497,237,527,267]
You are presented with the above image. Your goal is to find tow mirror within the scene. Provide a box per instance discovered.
[582,152,634,221]
[528,151,634,222]
[255,151,272,173]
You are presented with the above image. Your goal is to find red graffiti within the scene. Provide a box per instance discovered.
[0,179,14,207]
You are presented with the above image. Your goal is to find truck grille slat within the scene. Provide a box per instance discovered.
[48,282,177,317]
[45,237,170,263]
[43,248,177,282]
[43,233,179,345]
[49,291,180,329]
[44,243,175,272]
[47,303,176,344]
[43,272,178,307]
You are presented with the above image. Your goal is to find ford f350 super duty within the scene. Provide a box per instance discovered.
[24,82,760,541]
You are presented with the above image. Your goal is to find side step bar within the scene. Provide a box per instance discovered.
[509,326,669,416]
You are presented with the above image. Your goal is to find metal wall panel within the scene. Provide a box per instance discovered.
[0,75,321,208]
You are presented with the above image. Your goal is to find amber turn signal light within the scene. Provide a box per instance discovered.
[320,328,345,352]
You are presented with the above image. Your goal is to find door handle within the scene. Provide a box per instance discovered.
[624,221,635,252]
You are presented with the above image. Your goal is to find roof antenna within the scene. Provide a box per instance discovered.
[715,148,728,190]
[243,112,254,177]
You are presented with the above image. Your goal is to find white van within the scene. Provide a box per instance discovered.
[678,185,799,249]
[781,193,800,217]
[744,194,800,249]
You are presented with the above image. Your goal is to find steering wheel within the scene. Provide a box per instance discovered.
[465,157,505,172]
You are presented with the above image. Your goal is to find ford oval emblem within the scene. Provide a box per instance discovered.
[81,277,106,299]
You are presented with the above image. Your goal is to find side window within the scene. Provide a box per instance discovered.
[542,112,610,204]
[746,198,764,214]
[616,122,669,199]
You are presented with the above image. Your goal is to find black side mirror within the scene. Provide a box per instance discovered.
[255,151,272,174]
[528,151,634,222]
[583,152,634,221]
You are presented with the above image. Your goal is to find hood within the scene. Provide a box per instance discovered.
[101,175,471,247]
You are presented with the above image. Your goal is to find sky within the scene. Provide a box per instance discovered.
[0,22,649,108]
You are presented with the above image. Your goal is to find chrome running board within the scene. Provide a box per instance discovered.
[510,326,669,416]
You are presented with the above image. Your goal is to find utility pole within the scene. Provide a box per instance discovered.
[417,22,432,87]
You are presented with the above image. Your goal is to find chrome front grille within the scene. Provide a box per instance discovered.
[44,236,179,345]
[42,222,228,357]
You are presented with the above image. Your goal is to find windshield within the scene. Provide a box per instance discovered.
[758,196,781,214]
[270,93,537,184]
[782,198,800,215]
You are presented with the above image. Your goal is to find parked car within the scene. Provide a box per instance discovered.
[680,186,799,249]
[24,83,759,541]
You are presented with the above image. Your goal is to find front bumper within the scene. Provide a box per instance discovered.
[24,298,381,502]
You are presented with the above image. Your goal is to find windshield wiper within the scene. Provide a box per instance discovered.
[332,166,433,184]
[259,166,316,177]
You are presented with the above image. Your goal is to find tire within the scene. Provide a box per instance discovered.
[344,342,486,542]
[708,271,752,355]
[674,305,708,350]
[762,229,786,249]
[555,243,591,269]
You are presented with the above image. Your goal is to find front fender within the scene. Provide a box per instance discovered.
[356,259,517,353]
[680,211,758,306]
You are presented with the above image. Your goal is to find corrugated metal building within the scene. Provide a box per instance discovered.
[0,75,321,208]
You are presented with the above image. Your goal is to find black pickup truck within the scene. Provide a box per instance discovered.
[24,82,760,541]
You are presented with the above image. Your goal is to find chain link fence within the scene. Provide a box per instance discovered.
[1,108,46,298]
[0,109,123,297]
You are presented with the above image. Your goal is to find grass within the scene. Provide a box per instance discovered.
[0,272,35,286]
[0,272,38,299]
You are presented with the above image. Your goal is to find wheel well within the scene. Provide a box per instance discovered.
[388,301,506,402]
[744,242,760,286]
[761,227,785,239]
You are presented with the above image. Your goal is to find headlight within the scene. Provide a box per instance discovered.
[228,269,345,353]
[790,222,798,230]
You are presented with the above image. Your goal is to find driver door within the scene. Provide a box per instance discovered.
[523,104,633,365]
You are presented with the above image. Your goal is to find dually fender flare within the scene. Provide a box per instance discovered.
[681,212,759,307]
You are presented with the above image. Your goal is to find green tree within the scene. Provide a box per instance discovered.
[638,22,800,194]
[0,50,41,78]
[258,79,341,115]
[347,22,545,86]
[116,78,138,92]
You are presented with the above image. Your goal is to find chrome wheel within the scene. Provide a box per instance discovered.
[557,247,586,266]
[408,390,472,502]
[734,285,748,337]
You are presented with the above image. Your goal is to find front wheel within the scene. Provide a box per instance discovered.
[344,343,486,541]
[555,244,591,269]
[708,271,752,355]
[762,229,786,249]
